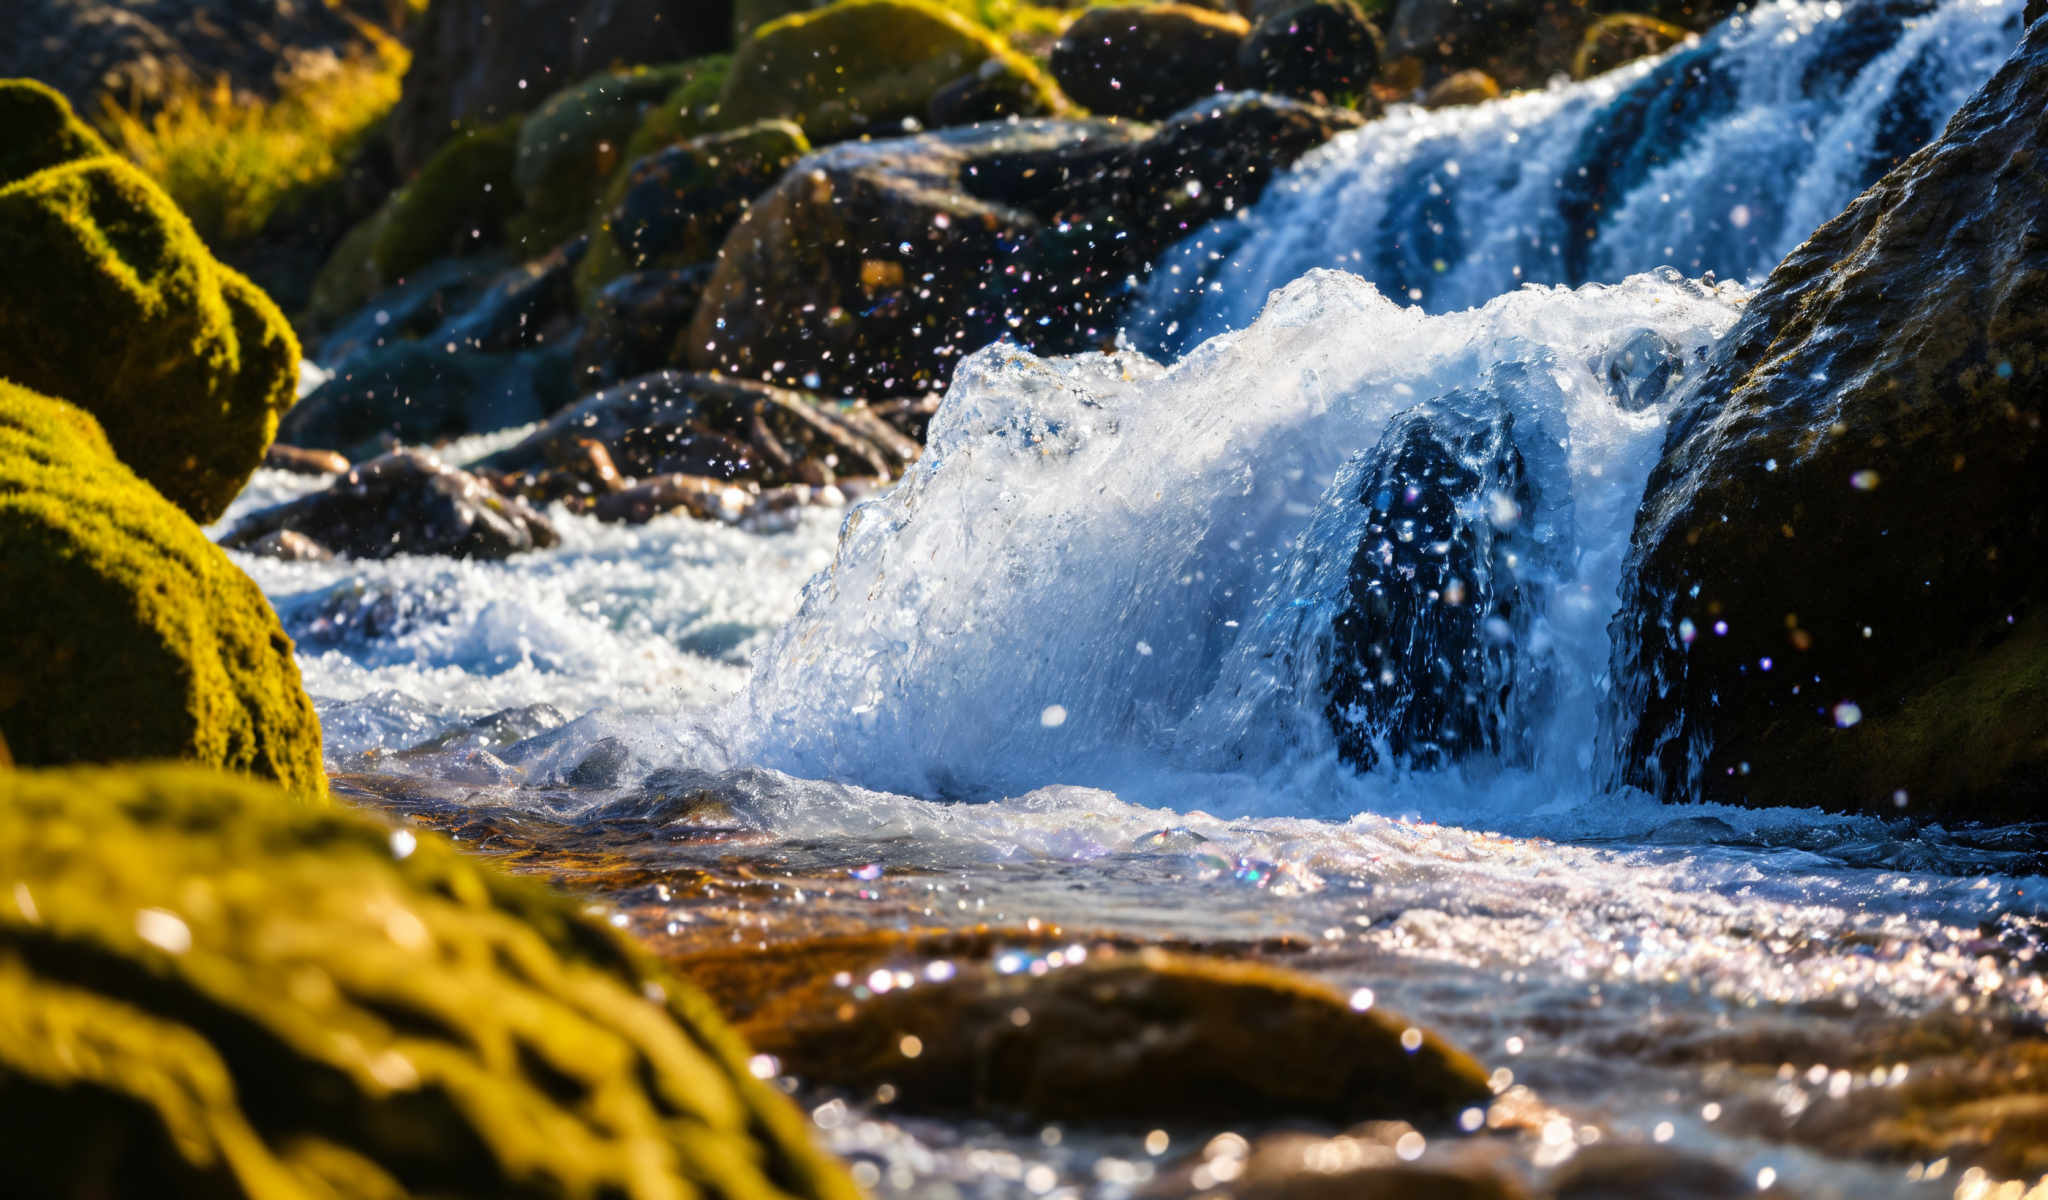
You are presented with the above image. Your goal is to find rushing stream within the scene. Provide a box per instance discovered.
[224,0,2045,1193]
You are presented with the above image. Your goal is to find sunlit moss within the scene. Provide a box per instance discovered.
[0,762,861,1200]
[0,383,325,798]
[372,117,523,280]
[96,25,410,247]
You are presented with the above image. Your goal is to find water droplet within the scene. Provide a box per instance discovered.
[1040,704,1068,728]
[1850,469,1880,490]
[1832,701,1862,728]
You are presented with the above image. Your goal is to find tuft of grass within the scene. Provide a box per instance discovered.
[96,26,409,247]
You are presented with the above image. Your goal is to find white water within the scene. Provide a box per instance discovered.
[1134,0,2024,352]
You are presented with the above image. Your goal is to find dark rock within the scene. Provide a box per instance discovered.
[752,946,1493,1124]
[241,528,336,562]
[1326,406,1546,771]
[1238,0,1385,105]
[387,0,732,171]
[0,0,384,118]
[593,473,759,524]
[610,122,809,271]
[313,254,508,366]
[261,444,351,476]
[1547,1145,1797,1199]
[1570,13,1689,80]
[435,237,587,353]
[1143,1129,1528,1199]
[573,266,714,388]
[480,371,918,501]
[1050,4,1250,119]
[1611,19,2048,820]
[928,56,1063,127]
[221,449,559,560]
[278,340,576,458]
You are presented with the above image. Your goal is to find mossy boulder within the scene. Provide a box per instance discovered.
[720,0,1062,144]
[751,945,1493,1124]
[0,85,301,523]
[513,66,694,249]
[0,382,324,799]
[1612,16,2048,819]
[1238,0,1386,105]
[611,122,811,272]
[1050,4,1250,119]
[620,56,737,168]
[373,120,524,282]
[0,762,860,1200]
[1571,12,1688,79]
[0,78,111,187]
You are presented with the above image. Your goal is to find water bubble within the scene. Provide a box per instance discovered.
[1730,204,1753,228]
[1679,618,1698,645]
[1040,705,1069,728]
[1832,701,1862,728]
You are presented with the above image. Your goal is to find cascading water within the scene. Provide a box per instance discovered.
[1132,0,2024,352]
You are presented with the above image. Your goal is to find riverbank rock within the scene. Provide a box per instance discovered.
[0,0,385,118]
[574,266,714,387]
[479,371,918,503]
[511,66,693,246]
[1238,0,1385,104]
[750,945,1493,1124]
[608,121,810,272]
[0,382,323,799]
[1612,15,2048,820]
[387,0,733,172]
[221,449,560,561]
[719,0,1059,143]
[0,84,301,522]
[1326,407,1548,772]
[1051,4,1250,119]
[0,763,860,1200]
[279,340,576,457]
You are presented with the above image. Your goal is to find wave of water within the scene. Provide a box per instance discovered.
[1133,0,2024,353]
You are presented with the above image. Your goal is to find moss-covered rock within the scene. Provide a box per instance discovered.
[1570,12,1688,79]
[752,945,1494,1124]
[373,119,523,282]
[1050,4,1249,119]
[0,382,324,799]
[1612,16,2048,819]
[721,0,1061,144]
[512,66,694,249]
[0,762,860,1200]
[611,122,810,271]
[0,87,302,523]
[620,56,737,168]
[0,78,111,188]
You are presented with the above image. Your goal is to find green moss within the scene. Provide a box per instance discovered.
[303,204,395,331]
[0,79,112,188]
[0,151,301,522]
[0,763,862,1200]
[372,119,523,281]
[721,0,1062,143]
[0,383,325,800]
[511,65,693,250]
[621,57,737,168]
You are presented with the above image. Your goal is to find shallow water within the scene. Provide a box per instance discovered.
[227,0,2047,1190]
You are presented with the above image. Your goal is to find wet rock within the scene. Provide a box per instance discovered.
[262,444,351,476]
[310,252,507,362]
[480,371,918,501]
[929,56,1063,126]
[573,266,714,387]
[434,238,587,353]
[387,0,731,172]
[1546,1144,1796,1199]
[277,340,576,458]
[241,528,336,562]
[1422,67,1502,108]
[1051,4,1250,119]
[719,0,1061,144]
[593,474,759,524]
[1325,406,1547,772]
[0,83,301,523]
[1612,16,2048,820]
[0,763,861,1200]
[0,382,324,800]
[1571,13,1689,79]
[0,0,384,118]
[1238,0,1386,105]
[221,450,559,561]
[753,946,1493,1124]
[610,121,810,271]
[512,66,692,245]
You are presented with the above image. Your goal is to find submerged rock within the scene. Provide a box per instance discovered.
[0,82,300,522]
[0,382,324,799]
[1051,4,1250,119]
[222,450,559,561]
[753,946,1493,1124]
[1325,406,1546,771]
[1612,13,2048,820]
[0,763,859,1200]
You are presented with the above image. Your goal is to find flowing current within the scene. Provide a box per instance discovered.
[229,0,2044,1193]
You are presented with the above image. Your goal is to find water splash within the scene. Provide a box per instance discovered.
[1132,0,2023,353]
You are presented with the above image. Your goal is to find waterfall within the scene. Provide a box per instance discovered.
[1132,0,2023,353]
